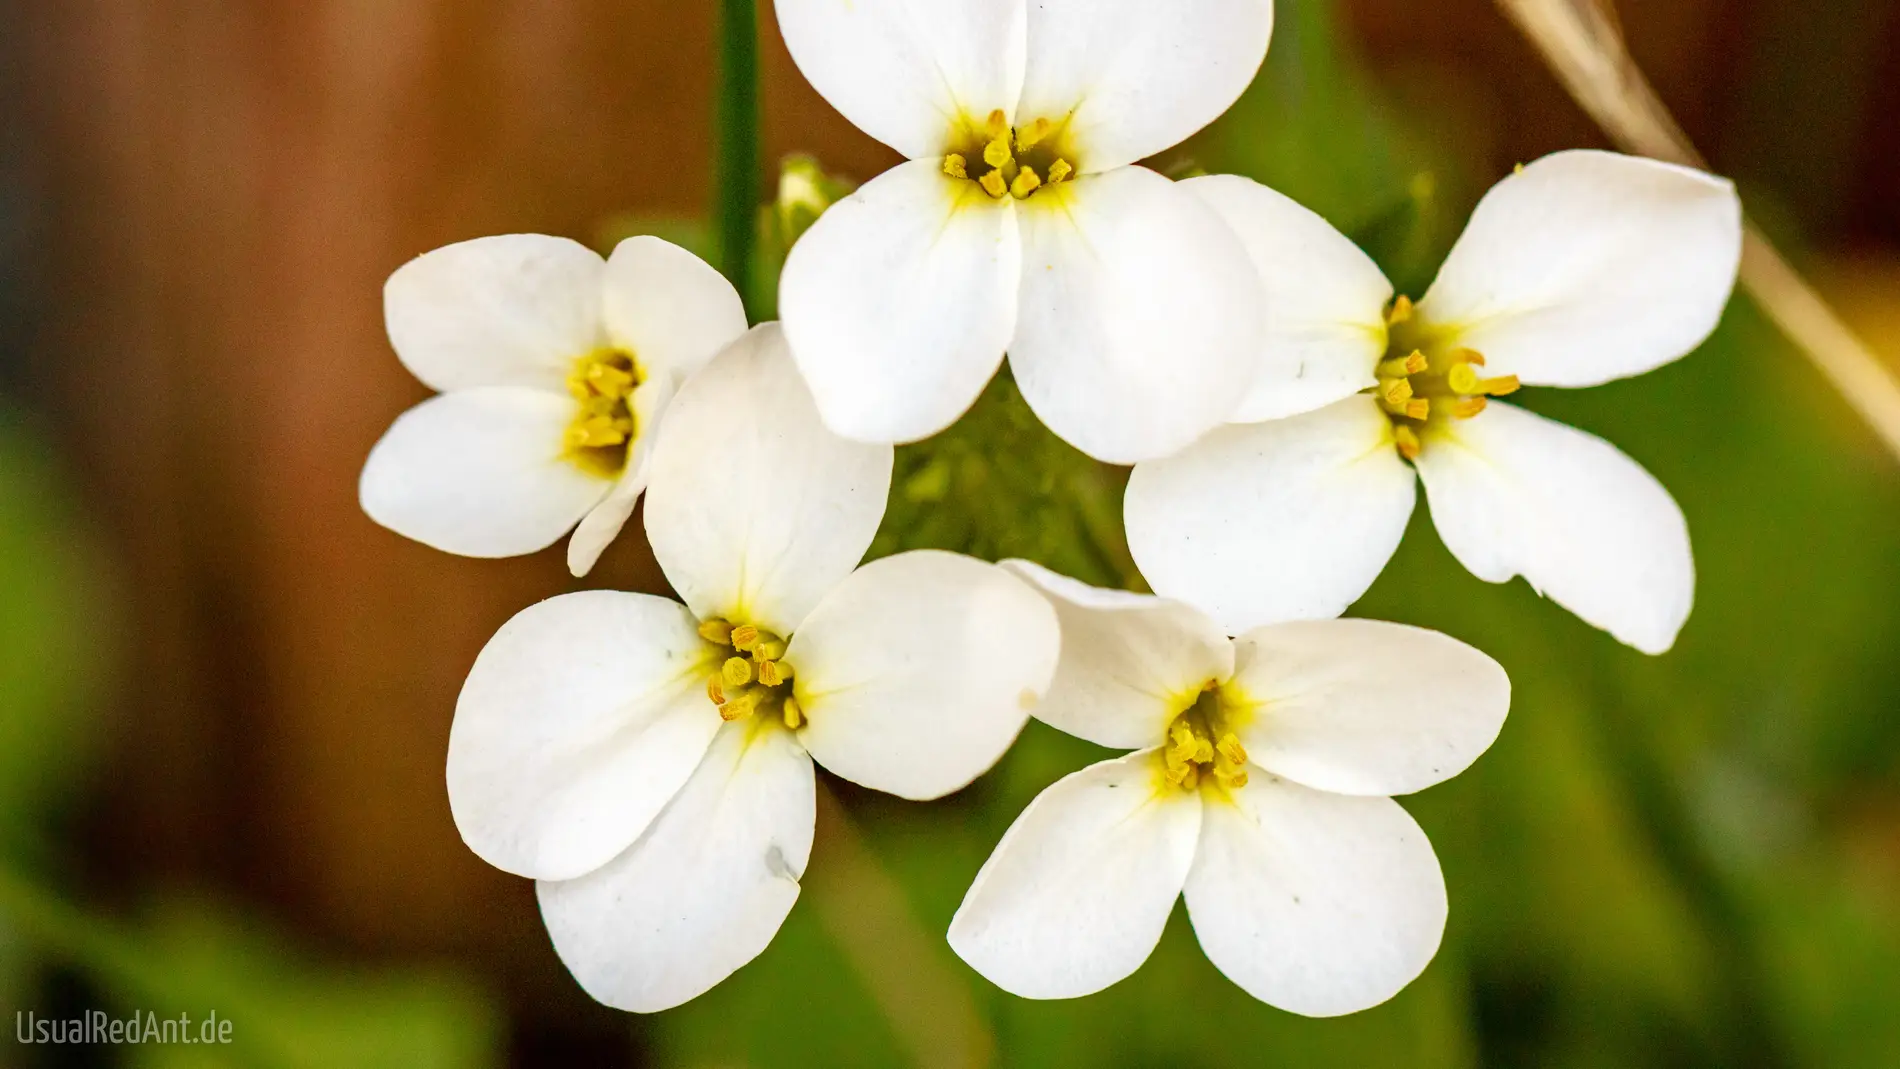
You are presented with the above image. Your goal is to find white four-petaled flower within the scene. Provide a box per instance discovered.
[949,561,1510,1016]
[775,0,1274,464]
[447,324,1061,1012]
[1125,151,1744,652]
[361,234,747,576]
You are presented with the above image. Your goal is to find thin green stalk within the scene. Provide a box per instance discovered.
[713,0,761,317]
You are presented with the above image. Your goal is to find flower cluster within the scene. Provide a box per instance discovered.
[358,0,1742,1022]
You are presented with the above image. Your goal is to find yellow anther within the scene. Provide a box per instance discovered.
[1386,295,1415,325]
[1216,734,1248,767]
[1015,117,1053,151]
[1219,766,1250,790]
[706,674,727,706]
[752,639,788,663]
[982,136,1013,171]
[722,657,755,688]
[730,625,760,652]
[781,696,804,730]
[1452,396,1489,419]
[1481,374,1521,396]
[984,109,1009,138]
[1394,425,1422,461]
[1378,352,1429,378]
[1010,167,1042,199]
[698,618,734,645]
[1379,377,1415,406]
[757,659,789,687]
[942,154,969,180]
[1454,348,1486,367]
[1404,397,1430,420]
[586,362,635,395]
[1046,159,1073,184]
[720,688,763,722]
[978,170,1008,199]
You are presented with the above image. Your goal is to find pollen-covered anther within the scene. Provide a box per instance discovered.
[1015,117,1053,151]
[942,154,969,180]
[780,696,804,730]
[978,170,1009,199]
[1378,352,1429,378]
[1045,159,1073,184]
[756,659,791,687]
[1379,377,1415,406]
[1451,396,1490,419]
[729,624,760,652]
[698,618,734,645]
[1010,168,1042,199]
[718,687,764,722]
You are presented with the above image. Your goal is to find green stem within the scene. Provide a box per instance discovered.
[713,0,761,317]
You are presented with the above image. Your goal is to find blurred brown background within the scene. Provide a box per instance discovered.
[6,0,1897,1063]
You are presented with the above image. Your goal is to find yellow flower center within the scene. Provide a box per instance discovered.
[563,348,641,478]
[942,110,1077,201]
[1161,684,1250,793]
[698,618,803,730]
[1376,296,1521,461]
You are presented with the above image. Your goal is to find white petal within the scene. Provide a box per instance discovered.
[359,388,608,558]
[779,160,1021,444]
[773,0,1026,159]
[1000,559,1233,750]
[600,235,749,382]
[1019,0,1273,173]
[1225,619,1510,796]
[1414,402,1694,654]
[537,720,815,1013]
[1126,396,1416,635]
[788,552,1058,801]
[1417,150,1743,387]
[447,592,721,881]
[949,750,1202,999]
[384,234,604,392]
[566,376,677,578]
[1011,167,1263,464]
[643,324,894,636]
[1181,175,1390,422]
[1185,775,1446,1017]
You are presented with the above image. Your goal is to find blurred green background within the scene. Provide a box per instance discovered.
[3,0,1898,1066]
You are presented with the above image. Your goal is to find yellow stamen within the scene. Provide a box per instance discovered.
[1216,734,1248,766]
[698,618,734,645]
[978,170,1008,199]
[752,639,788,663]
[1378,352,1429,378]
[984,109,1009,138]
[1379,377,1415,406]
[1015,117,1052,151]
[730,625,760,652]
[1481,374,1521,396]
[1010,167,1042,199]
[706,674,727,706]
[757,659,790,687]
[1394,425,1422,461]
[982,135,1012,171]
[781,696,804,730]
[1452,396,1489,419]
[942,154,968,180]
[1455,348,1486,367]
[720,688,763,722]
[1045,159,1073,184]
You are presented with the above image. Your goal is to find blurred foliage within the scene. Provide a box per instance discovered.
[648,0,1900,1067]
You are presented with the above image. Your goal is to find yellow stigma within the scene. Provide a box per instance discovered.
[562,348,641,478]
[1371,300,1523,461]
[1161,686,1250,794]
[943,111,1076,202]
[701,619,801,731]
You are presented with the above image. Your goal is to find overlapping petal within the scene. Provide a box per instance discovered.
[643,324,894,636]
[1011,167,1263,464]
[780,160,1022,444]
[949,750,1202,999]
[1183,175,1389,422]
[384,234,603,393]
[1126,396,1416,634]
[537,720,815,1013]
[1185,776,1447,1017]
[1001,559,1233,750]
[1018,0,1274,173]
[774,0,1026,159]
[1414,402,1695,654]
[447,592,721,881]
[1418,150,1743,388]
[789,552,1058,801]
[600,235,749,383]
[1226,619,1510,797]
[359,388,611,558]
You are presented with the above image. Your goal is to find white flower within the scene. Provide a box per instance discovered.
[1125,151,1744,653]
[360,234,747,576]
[949,561,1510,1016]
[773,0,1274,464]
[446,324,1061,1013]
